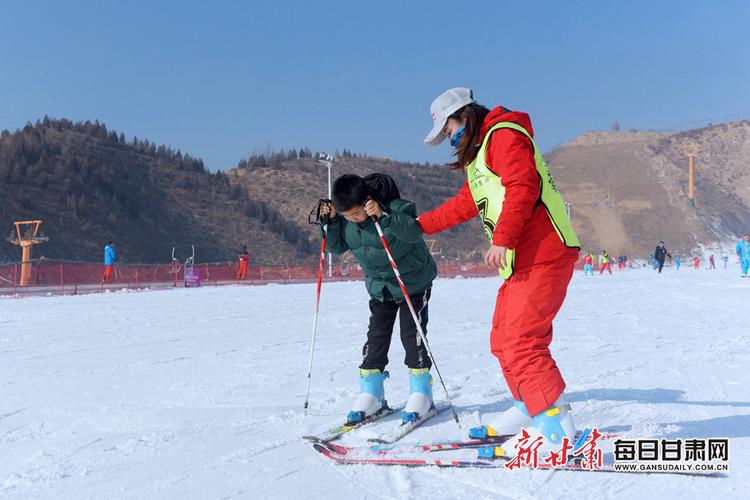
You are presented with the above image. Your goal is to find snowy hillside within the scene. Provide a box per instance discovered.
[1,267,748,499]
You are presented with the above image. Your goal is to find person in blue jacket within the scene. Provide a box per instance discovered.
[103,240,117,282]
[737,234,750,277]
[675,255,681,270]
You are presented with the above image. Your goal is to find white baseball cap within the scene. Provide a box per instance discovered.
[423,87,476,145]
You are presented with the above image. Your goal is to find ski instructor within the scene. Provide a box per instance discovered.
[417,88,581,456]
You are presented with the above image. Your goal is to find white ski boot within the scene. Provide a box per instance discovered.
[346,369,389,425]
[485,394,577,459]
[469,399,533,439]
[401,368,434,423]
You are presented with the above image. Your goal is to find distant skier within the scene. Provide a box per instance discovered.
[617,254,625,270]
[709,254,716,270]
[675,255,682,270]
[237,246,250,280]
[418,87,580,456]
[693,256,700,270]
[722,255,729,269]
[319,173,437,425]
[102,240,116,283]
[737,234,750,277]
[582,252,594,276]
[654,241,670,274]
[599,250,612,274]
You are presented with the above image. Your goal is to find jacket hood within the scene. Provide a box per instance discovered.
[480,106,534,139]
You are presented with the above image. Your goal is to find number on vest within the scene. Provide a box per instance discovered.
[476,197,496,240]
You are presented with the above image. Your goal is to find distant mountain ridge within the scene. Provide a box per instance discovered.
[2,117,748,265]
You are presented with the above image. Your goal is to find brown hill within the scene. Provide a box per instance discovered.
[547,120,750,257]
[0,118,311,265]
[226,155,486,261]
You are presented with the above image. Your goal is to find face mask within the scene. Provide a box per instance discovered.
[449,126,465,148]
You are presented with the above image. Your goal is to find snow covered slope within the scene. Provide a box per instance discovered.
[1,268,748,499]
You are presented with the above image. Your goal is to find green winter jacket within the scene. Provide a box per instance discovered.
[326,198,437,302]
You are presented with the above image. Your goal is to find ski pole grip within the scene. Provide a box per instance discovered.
[320,200,332,225]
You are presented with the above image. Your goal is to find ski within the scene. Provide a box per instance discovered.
[311,441,723,477]
[327,429,616,457]
[303,405,400,443]
[314,441,499,468]
[367,405,441,444]
[312,433,514,457]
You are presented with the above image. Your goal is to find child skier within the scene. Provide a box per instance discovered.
[319,173,438,425]
[675,255,682,270]
[582,252,594,276]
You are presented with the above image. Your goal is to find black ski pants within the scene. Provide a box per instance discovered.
[359,288,432,371]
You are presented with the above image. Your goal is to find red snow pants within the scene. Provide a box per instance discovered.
[102,265,113,282]
[490,257,575,416]
[237,260,249,279]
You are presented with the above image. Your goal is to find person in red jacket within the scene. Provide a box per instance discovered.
[582,252,594,276]
[418,88,580,456]
[237,246,250,280]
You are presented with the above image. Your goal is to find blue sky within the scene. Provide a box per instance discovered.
[1,1,748,170]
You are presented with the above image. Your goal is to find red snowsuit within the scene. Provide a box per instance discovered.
[237,252,250,279]
[418,107,579,416]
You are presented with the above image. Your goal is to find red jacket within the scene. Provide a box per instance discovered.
[583,254,593,265]
[418,106,579,272]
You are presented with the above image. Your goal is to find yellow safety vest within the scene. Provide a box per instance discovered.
[467,121,580,279]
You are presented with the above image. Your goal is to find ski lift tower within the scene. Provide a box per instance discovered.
[683,143,700,208]
[317,152,334,278]
[8,220,49,286]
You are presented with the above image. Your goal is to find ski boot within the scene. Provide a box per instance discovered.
[402,368,434,424]
[346,369,389,425]
[469,399,533,440]
[478,395,578,460]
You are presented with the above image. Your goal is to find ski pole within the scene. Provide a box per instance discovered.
[371,217,461,428]
[304,210,330,415]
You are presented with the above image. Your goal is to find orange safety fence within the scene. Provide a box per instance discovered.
[0,258,500,297]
